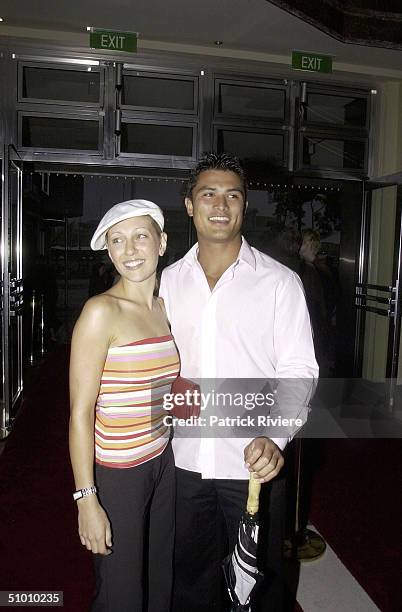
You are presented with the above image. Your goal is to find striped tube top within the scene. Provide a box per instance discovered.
[95,334,180,469]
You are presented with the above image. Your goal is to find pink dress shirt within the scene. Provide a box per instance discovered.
[159,238,319,479]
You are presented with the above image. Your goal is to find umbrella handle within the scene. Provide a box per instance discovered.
[246,476,261,515]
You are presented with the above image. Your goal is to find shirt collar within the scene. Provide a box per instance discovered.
[238,237,257,270]
[180,236,257,271]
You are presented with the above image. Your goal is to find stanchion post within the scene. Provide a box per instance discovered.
[284,438,326,562]
[29,290,36,365]
[39,293,45,356]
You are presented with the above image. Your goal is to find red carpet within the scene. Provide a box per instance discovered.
[0,347,94,611]
[309,439,402,612]
[8,348,395,612]
[0,348,302,612]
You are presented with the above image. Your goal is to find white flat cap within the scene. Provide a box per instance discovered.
[90,199,164,250]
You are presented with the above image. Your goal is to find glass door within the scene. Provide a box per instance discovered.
[243,177,364,378]
[20,167,190,347]
[355,179,402,410]
[1,147,24,438]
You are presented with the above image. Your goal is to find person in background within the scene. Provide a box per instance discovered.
[160,153,318,611]
[299,230,326,337]
[69,199,179,612]
[299,229,337,373]
[272,227,301,273]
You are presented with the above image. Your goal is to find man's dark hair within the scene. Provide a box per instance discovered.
[185,152,247,200]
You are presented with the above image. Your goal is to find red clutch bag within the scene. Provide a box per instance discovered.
[170,376,201,419]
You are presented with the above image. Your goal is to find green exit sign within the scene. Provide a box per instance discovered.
[89,29,137,53]
[292,51,332,74]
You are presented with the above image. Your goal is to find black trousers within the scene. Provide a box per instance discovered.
[172,468,286,612]
[92,444,175,612]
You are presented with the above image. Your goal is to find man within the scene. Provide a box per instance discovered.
[159,153,318,611]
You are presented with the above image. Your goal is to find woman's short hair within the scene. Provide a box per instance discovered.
[302,229,321,253]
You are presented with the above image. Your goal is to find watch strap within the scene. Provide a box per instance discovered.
[73,485,98,501]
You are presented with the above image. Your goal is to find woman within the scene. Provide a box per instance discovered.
[69,199,179,612]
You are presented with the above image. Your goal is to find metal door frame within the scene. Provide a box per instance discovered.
[1,145,24,438]
[355,175,402,408]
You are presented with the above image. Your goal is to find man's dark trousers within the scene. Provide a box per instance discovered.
[172,467,286,612]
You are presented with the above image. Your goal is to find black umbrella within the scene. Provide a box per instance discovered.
[222,477,263,612]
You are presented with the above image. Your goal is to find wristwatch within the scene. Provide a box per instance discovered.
[73,485,98,501]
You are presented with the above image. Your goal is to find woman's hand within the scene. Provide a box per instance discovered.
[77,496,112,555]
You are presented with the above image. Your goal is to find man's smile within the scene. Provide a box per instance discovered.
[208,215,230,223]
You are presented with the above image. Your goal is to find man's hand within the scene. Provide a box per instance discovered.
[244,437,284,483]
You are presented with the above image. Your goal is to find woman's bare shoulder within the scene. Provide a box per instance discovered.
[77,293,118,329]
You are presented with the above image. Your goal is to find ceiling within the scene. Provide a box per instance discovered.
[268,0,402,49]
[0,0,402,74]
